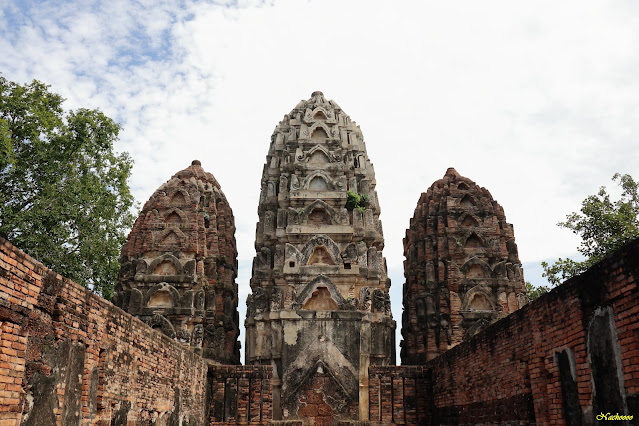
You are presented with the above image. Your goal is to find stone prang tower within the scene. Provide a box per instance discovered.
[245,91,395,422]
[115,160,241,365]
[401,168,527,364]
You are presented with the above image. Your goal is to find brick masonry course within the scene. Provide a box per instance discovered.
[370,237,639,425]
[2,230,639,424]
[2,196,639,425]
[0,237,272,426]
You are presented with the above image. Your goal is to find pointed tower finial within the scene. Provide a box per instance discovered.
[445,167,459,177]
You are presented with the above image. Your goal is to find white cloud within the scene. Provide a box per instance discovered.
[2,0,639,361]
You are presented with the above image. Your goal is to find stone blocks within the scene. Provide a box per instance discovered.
[246,92,395,423]
[401,168,527,364]
[115,160,241,365]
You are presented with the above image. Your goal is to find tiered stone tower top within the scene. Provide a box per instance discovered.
[245,92,395,422]
[115,160,240,365]
[401,168,526,364]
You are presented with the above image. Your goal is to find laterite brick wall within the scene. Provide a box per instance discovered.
[3,233,639,425]
[370,238,639,425]
[425,238,639,424]
[208,365,273,425]
[0,237,209,425]
[368,366,429,425]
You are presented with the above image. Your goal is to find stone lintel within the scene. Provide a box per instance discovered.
[134,274,196,283]
[289,191,346,200]
[292,265,360,275]
[286,225,353,235]
[252,310,367,322]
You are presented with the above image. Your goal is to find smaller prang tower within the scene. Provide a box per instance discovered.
[114,160,240,365]
[401,168,527,364]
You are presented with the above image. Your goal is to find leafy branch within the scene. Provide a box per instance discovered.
[345,190,369,212]
[0,76,137,298]
[542,173,639,286]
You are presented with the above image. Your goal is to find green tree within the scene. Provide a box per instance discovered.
[542,173,639,286]
[525,281,549,300]
[0,76,136,298]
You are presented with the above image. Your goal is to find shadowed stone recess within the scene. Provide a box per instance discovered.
[245,91,396,423]
[114,160,241,364]
[401,168,527,364]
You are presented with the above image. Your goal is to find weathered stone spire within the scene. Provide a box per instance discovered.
[246,92,395,422]
[401,169,526,364]
[115,160,241,365]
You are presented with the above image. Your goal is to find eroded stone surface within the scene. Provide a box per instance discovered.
[245,91,395,422]
[401,168,527,364]
[115,160,240,364]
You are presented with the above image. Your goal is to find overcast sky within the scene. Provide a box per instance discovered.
[2,0,638,361]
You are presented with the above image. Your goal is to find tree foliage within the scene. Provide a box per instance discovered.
[345,190,368,212]
[525,281,549,300]
[0,76,136,298]
[542,173,639,286]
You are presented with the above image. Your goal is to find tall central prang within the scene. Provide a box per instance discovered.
[245,91,395,422]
